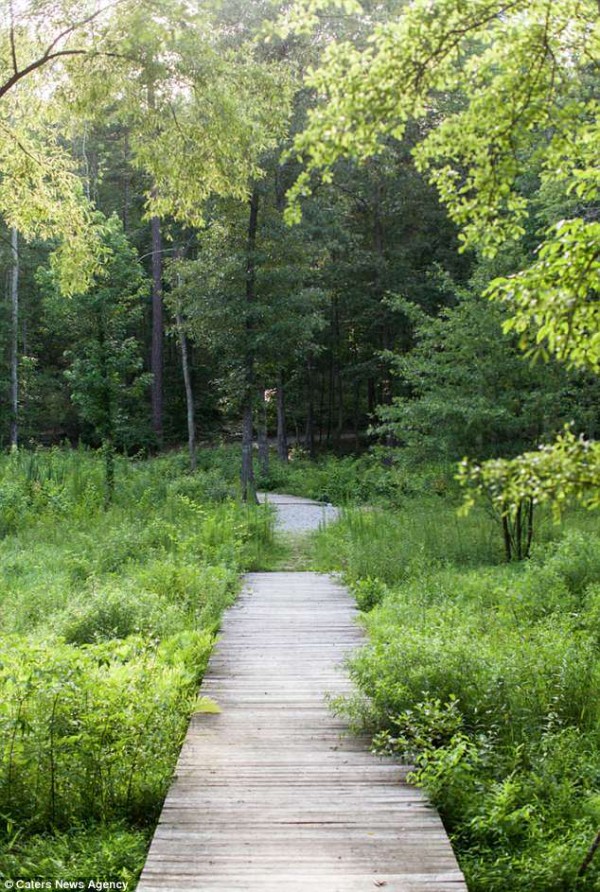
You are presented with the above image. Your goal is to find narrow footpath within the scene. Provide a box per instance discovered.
[137,495,467,892]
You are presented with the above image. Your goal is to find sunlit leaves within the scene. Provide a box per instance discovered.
[490,219,600,373]
[0,112,103,294]
[286,0,599,361]
[458,428,600,518]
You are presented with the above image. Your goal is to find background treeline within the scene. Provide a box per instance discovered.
[2,5,598,469]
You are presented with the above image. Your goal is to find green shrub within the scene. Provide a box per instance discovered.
[0,633,212,831]
[0,823,149,883]
[0,446,277,879]
[55,586,187,644]
[327,511,600,891]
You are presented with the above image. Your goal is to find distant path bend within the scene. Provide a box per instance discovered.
[137,497,467,892]
[257,491,339,533]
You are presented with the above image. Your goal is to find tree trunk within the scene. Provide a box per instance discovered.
[150,211,163,446]
[175,304,197,472]
[276,370,288,462]
[97,310,115,507]
[10,227,19,449]
[241,188,260,503]
[257,387,269,477]
[241,403,254,501]
[353,377,360,450]
[305,354,316,458]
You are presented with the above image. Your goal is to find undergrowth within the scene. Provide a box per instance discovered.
[0,447,276,882]
[312,501,600,891]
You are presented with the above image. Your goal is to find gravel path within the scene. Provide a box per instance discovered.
[257,492,339,534]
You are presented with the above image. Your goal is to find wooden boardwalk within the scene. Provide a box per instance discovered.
[137,572,467,892]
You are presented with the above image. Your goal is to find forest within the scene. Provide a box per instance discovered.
[0,1,599,890]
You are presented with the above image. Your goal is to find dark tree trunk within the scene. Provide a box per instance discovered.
[318,369,325,446]
[257,386,269,477]
[305,354,316,459]
[150,211,163,446]
[333,295,343,449]
[241,402,254,501]
[9,227,19,449]
[367,377,376,416]
[241,188,260,503]
[276,370,288,462]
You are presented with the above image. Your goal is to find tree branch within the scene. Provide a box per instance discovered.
[0,0,129,101]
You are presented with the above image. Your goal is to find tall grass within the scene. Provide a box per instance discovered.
[311,496,600,891]
[0,447,276,882]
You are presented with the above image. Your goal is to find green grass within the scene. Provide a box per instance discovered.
[0,447,277,883]
[309,495,600,891]
[4,445,599,890]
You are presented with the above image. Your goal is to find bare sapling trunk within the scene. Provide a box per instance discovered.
[9,227,19,449]
[276,370,288,462]
[305,353,316,458]
[151,212,164,446]
[257,387,269,478]
[241,188,259,503]
[175,303,197,472]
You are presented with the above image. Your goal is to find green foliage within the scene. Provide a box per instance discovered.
[459,428,600,521]
[288,0,597,270]
[377,294,596,464]
[40,214,152,491]
[0,634,209,829]
[0,446,276,877]
[0,824,148,885]
[312,501,503,584]
[288,0,600,522]
[314,495,600,891]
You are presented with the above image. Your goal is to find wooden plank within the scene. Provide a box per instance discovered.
[137,571,467,891]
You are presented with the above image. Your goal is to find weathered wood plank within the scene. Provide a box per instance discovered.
[137,571,467,891]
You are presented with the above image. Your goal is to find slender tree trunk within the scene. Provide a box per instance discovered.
[175,304,197,472]
[326,348,334,447]
[10,227,19,449]
[318,369,325,446]
[353,377,360,450]
[276,369,288,462]
[97,310,115,507]
[122,134,131,233]
[241,188,259,502]
[333,294,343,449]
[257,386,269,477]
[150,211,163,446]
[336,369,344,449]
[241,403,254,500]
[305,353,316,459]
[367,377,376,416]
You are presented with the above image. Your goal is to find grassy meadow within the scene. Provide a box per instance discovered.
[0,447,275,882]
[302,476,600,890]
[1,444,599,891]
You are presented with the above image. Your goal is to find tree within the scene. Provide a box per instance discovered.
[0,0,135,292]
[286,0,600,514]
[40,214,151,502]
[377,293,600,465]
[9,227,18,448]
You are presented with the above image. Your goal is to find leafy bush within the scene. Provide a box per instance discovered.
[0,447,276,879]
[0,634,211,830]
[320,508,600,890]
[0,824,149,884]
